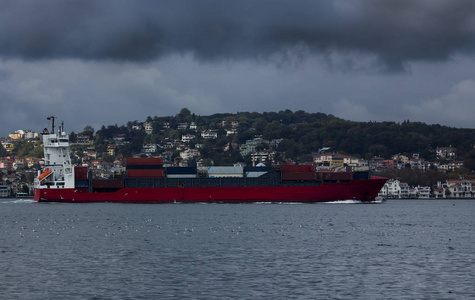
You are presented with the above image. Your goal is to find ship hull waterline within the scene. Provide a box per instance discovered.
[34,178,386,203]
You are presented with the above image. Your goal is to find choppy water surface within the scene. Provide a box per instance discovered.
[1,199,474,299]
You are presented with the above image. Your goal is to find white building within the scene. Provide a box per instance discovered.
[226,129,239,136]
[201,130,218,139]
[180,149,200,161]
[142,143,158,154]
[239,136,269,157]
[399,182,410,198]
[250,151,276,166]
[446,179,474,198]
[416,186,431,199]
[379,179,402,198]
[182,134,196,143]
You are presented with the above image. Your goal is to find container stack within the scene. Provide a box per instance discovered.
[74,166,88,189]
[166,167,197,178]
[125,157,164,178]
[92,179,123,189]
[276,165,316,181]
[207,166,243,178]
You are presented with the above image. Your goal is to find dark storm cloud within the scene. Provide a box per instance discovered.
[1,0,475,70]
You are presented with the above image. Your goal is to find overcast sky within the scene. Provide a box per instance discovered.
[1,0,475,136]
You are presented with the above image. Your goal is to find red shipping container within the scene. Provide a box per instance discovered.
[276,165,314,172]
[92,179,123,189]
[329,172,353,181]
[127,169,165,178]
[282,172,316,181]
[74,166,88,181]
[125,157,163,166]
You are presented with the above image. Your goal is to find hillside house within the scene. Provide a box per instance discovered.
[1,140,13,152]
[177,123,188,130]
[159,139,178,149]
[24,130,39,140]
[436,147,457,160]
[107,144,117,156]
[180,149,200,161]
[201,130,218,140]
[142,143,158,154]
[182,134,196,143]
[251,150,276,166]
[369,156,386,172]
[239,136,269,157]
[226,129,239,136]
[144,122,153,134]
[76,135,92,144]
[392,154,409,164]
[8,130,25,140]
[314,153,364,170]
[113,134,127,145]
[83,149,98,160]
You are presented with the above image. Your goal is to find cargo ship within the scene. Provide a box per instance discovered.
[34,117,386,203]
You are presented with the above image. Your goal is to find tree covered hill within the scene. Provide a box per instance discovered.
[81,109,475,163]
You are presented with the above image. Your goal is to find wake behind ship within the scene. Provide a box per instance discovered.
[34,117,386,203]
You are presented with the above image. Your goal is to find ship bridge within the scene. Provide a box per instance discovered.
[34,116,75,189]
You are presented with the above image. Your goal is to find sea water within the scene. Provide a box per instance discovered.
[0,199,474,299]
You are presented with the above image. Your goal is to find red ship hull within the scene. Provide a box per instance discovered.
[34,178,386,203]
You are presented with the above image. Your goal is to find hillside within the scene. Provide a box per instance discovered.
[75,109,475,168]
[3,108,475,172]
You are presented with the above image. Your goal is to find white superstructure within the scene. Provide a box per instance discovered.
[34,116,75,189]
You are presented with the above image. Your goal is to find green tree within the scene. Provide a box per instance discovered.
[368,144,389,158]
[30,144,44,158]
[83,125,94,133]
[463,150,475,172]
[12,140,34,157]
[0,143,7,157]
[177,108,192,122]
[103,154,115,163]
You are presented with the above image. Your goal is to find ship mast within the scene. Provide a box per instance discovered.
[47,115,56,133]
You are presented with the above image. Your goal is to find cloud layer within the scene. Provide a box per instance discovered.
[1,1,475,136]
[1,1,475,70]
